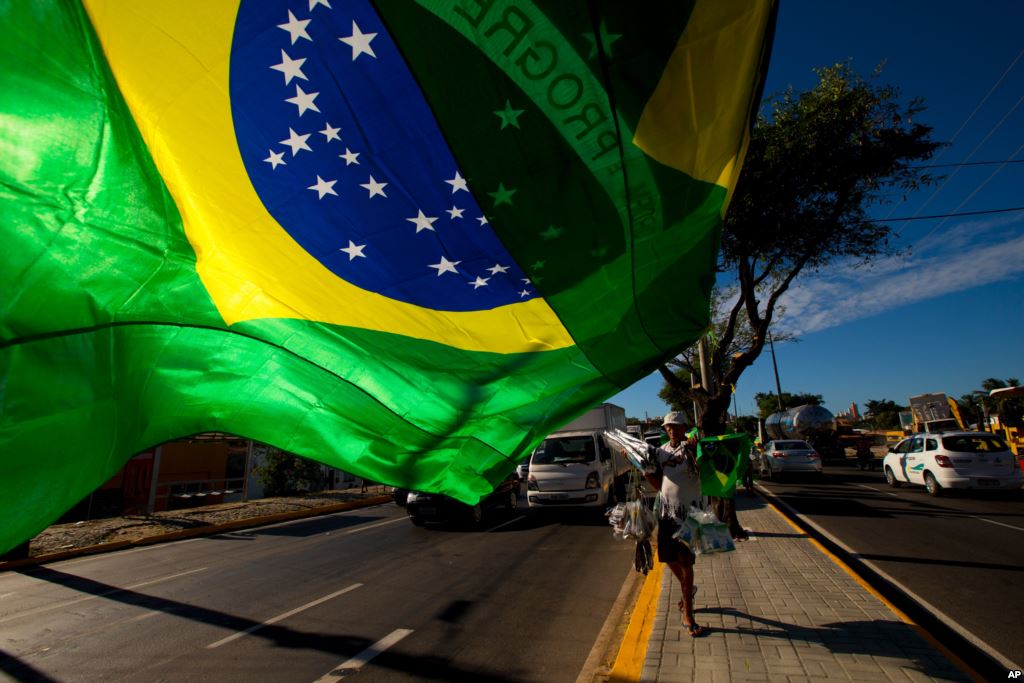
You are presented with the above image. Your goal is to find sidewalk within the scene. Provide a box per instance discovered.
[635,493,970,682]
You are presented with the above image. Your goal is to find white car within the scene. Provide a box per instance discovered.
[758,439,822,479]
[882,432,1023,496]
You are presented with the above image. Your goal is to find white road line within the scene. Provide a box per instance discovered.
[487,514,526,532]
[336,517,407,535]
[971,516,1024,532]
[852,483,900,497]
[854,483,1024,531]
[206,583,363,649]
[314,628,414,682]
[0,567,208,624]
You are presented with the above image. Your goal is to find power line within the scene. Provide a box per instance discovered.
[883,47,1024,219]
[884,206,1024,222]
[910,159,1024,169]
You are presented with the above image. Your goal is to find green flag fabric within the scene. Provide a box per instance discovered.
[0,0,775,552]
[696,433,753,499]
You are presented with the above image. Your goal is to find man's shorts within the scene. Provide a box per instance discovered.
[657,517,696,566]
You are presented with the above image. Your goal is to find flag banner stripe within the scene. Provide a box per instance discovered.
[0,0,775,553]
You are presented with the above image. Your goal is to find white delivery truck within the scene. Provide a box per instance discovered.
[526,403,632,510]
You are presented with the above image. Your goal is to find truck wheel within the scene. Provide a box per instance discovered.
[884,467,901,488]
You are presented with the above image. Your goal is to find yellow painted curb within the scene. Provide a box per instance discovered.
[607,557,663,682]
[0,495,391,571]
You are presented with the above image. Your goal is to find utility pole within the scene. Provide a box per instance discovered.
[768,330,784,412]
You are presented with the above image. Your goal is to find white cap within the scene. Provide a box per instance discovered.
[662,411,690,427]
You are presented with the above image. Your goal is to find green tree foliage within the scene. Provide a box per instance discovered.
[752,391,823,418]
[659,62,941,435]
[255,448,324,497]
[863,398,907,430]
[961,377,1023,428]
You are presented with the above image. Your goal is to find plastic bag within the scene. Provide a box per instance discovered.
[609,499,655,542]
[682,504,735,555]
[607,502,628,540]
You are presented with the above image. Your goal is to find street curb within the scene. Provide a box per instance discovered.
[606,552,664,682]
[576,560,647,683]
[0,495,391,572]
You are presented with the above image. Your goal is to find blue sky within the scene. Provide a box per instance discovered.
[612,1,1024,421]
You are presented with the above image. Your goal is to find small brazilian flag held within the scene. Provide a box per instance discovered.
[0,0,776,553]
[697,433,753,499]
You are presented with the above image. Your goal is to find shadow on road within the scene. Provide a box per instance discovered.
[9,566,522,683]
[0,649,60,683]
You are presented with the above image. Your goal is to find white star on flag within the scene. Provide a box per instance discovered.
[519,289,531,298]
[339,148,360,165]
[286,84,320,116]
[469,276,490,289]
[264,149,286,169]
[340,240,366,260]
[270,49,307,85]
[486,263,509,275]
[407,210,438,233]
[308,176,338,199]
[445,171,469,193]
[446,206,464,219]
[339,21,377,60]
[319,123,341,142]
[360,175,388,199]
[309,0,331,10]
[476,216,489,226]
[280,128,312,156]
[429,256,460,276]
[278,10,311,45]
[521,278,532,284]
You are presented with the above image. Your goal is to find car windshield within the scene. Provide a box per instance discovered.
[532,436,595,464]
[774,441,811,450]
[941,434,1009,453]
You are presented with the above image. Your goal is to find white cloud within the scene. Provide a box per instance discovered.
[776,226,1024,335]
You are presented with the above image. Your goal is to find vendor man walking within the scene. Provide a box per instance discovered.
[645,411,706,637]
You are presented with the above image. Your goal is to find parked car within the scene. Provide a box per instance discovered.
[391,487,410,507]
[882,432,1023,496]
[406,473,520,528]
[757,439,822,479]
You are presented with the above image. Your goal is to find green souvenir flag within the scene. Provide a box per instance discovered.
[697,433,753,498]
[0,0,776,552]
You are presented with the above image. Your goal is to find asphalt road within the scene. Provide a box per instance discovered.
[0,498,634,682]
[756,462,1024,669]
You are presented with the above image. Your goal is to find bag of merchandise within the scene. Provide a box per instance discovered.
[686,504,735,555]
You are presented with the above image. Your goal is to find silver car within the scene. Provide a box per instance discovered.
[758,439,822,479]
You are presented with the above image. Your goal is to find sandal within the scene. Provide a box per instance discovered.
[684,622,706,638]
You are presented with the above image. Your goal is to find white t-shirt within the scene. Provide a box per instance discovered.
[654,441,702,521]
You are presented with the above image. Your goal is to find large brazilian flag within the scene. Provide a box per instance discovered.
[0,0,775,552]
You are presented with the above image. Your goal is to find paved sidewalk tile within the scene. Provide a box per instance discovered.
[640,495,969,682]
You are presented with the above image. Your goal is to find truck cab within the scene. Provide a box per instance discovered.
[526,431,628,509]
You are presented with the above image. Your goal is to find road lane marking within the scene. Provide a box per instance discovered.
[206,583,363,649]
[0,567,208,624]
[314,628,414,682]
[486,514,526,532]
[851,481,901,497]
[971,516,1024,532]
[336,517,407,535]
[854,483,1024,531]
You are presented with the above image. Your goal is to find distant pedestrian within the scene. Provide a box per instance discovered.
[644,411,707,637]
[856,438,874,471]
